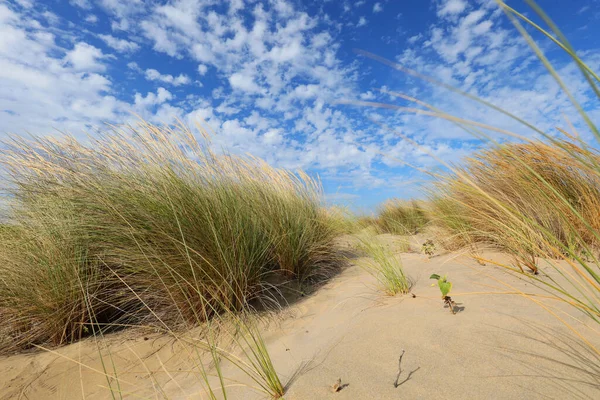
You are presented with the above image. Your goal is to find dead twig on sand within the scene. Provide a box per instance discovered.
[394,350,420,388]
[394,350,405,388]
[395,367,421,387]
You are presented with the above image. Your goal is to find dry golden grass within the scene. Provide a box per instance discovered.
[430,140,600,272]
[375,199,428,235]
[0,120,343,354]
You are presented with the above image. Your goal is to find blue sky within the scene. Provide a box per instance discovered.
[1,0,600,212]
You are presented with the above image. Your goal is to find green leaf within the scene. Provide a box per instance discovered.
[429,274,441,280]
[439,280,452,297]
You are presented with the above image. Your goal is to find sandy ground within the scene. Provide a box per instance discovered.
[2,237,600,399]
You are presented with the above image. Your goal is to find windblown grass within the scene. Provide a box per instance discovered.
[223,314,285,398]
[324,205,360,234]
[0,120,343,354]
[431,140,600,272]
[355,214,377,231]
[375,199,428,235]
[428,137,600,322]
[172,313,286,399]
[355,232,411,296]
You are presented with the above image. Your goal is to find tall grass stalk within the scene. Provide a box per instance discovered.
[355,232,412,296]
[218,315,285,398]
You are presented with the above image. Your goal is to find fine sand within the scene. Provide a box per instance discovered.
[2,236,600,399]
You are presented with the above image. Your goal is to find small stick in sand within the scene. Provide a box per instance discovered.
[393,349,405,388]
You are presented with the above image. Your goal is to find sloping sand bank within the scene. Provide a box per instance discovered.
[2,247,599,399]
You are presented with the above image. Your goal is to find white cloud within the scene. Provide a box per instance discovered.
[42,11,60,26]
[85,14,98,24]
[360,91,375,100]
[437,0,467,17]
[134,87,172,108]
[577,5,590,15]
[293,84,320,100]
[407,33,423,45]
[111,19,130,31]
[70,0,92,9]
[0,5,169,136]
[64,42,106,71]
[197,64,208,75]
[262,128,284,145]
[99,0,145,33]
[140,19,180,57]
[145,68,191,86]
[0,4,17,24]
[98,34,140,53]
[229,71,261,93]
[357,16,368,27]
[126,61,141,71]
[373,3,383,13]
[16,0,34,9]
[99,0,143,20]
[273,0,294,17]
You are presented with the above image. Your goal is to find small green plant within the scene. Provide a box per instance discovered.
[429,274,456,314]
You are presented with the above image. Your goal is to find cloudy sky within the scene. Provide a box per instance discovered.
[1,0,599,211]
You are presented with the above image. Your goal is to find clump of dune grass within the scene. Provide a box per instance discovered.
[0,120,343,353]
[355,232,411,295]
[428,137,600,320]
[375,199,428,235]
[430,140,600,272]
[356,214,378,230]
[324,205,360,234]
[164,313,286,399]
[0,223,106,349]
[222,314,285,398]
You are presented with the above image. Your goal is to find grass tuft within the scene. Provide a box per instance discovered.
[355,232,412,296]
[0,120,342,354]
[430,140,600,272]
[375,199,428,235]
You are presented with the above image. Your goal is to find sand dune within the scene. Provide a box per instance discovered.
[1,241,599,399]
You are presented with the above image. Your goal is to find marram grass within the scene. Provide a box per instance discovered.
[355,232,412,296]
[375,199,428,235]
[430,140,600,272]
[0,120,343,353]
